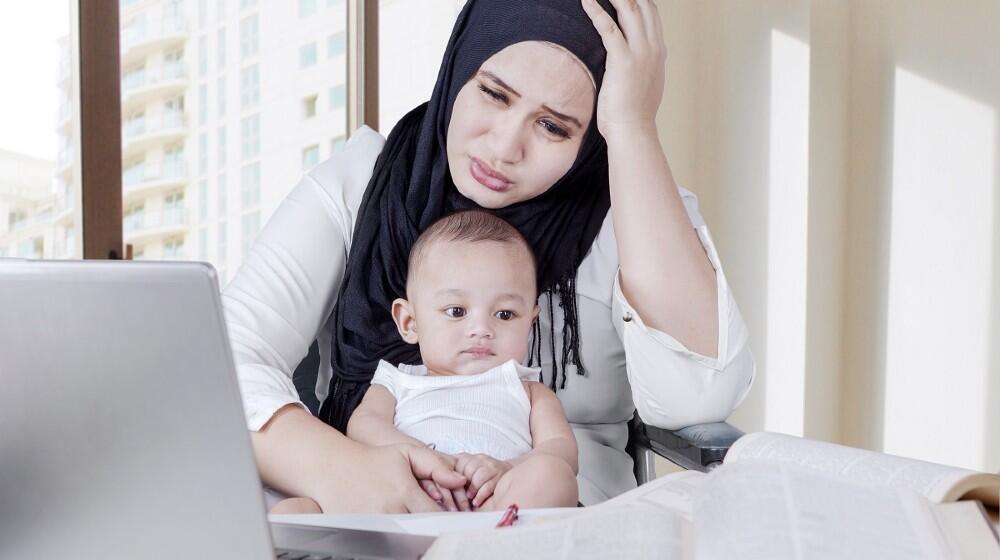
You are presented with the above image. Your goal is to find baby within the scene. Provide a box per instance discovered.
[346,209,579,512]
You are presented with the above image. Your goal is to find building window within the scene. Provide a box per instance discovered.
[198,83,208,125]
[327,30,345,58]
[218,172,228,215]
[299,0,317,17]
[241,211,260,257]
[218,220,228,263]
[299,42,318,69]
[217,27,226,68]
[240,114,260,159]
[241,161,261,208]
[217,75,227,116]
[217,125,227,166]
[199,179,209,221]
[198,34,208,76]
[330,134,346,153]
[164,236,186,258]
[240,64,259,108]
[329,84,346,110]
[240,14,259,59]
[303,95,318,119]
[302,145,319,171]
[216,0,226,20]
[240,0,257,9]
[199,228,208,259]
[199,132,209,174]
[198,0,208,28]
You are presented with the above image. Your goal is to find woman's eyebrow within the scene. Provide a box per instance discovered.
[478,70,584,130]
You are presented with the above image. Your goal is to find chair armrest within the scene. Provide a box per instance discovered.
[629,417,744,473]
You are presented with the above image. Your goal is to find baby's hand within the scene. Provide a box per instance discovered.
[416,450,473,512]
[454,453,513,509]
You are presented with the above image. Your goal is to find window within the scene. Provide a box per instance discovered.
[216,0,226,20]
[217,172,228,215]
[199,132,209,174]
[240,114,259,159]
[216,28,226,68]
[330,134,346,153]
[198,83,208,125]
[163,236,185,258]
[303,95,318,119]
[240,0,257,9]
[329,84,346,110]
[240,64,259,108]
[241,162,261,207]
[302,144,319,171]
[198,0,208,28]
[300,0,318,18]
[217,220,228,263]
[241,211,260,257]
[299,43,318,69]
[198,34,208,76]
[217,125,227,166]
[199,228,208,259]
[240,15,258,60]
[217,75,227,116]
[328,31,345,58]
[199,179,209,220]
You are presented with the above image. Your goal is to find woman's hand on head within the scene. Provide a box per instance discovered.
[316,443,467,513]
[581,0,667,139]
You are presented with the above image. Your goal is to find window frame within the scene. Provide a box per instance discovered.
[79,0,378,260]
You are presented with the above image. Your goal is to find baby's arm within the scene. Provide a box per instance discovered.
[515,381,578,473]
[346,385,424,448]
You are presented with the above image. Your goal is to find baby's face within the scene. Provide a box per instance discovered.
[399,239,539,376]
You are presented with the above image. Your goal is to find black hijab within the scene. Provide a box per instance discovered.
[310,0,619,432]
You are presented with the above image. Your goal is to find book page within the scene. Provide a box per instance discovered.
[693,462,950,560]
[422,504,690,560]
[727,432,1000,506]
[594,470,706,520]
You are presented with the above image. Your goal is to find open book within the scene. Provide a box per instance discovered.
[423,432,1000,559]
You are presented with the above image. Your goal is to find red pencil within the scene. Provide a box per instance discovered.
[495,504,519,528]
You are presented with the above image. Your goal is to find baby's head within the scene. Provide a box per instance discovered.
[391,209,540,376]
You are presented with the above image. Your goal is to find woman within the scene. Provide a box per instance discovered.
[224,0,754,513]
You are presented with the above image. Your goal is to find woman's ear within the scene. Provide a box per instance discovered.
[391,298,420,344]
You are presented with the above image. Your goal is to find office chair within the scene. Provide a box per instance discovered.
[627,415,744,484]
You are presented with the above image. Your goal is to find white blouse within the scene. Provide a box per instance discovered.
[222,126,755,505]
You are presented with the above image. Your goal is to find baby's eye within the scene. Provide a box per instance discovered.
[444,307,466,318]
[495,310,515,321]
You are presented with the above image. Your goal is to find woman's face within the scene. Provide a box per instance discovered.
[446,41,596,209]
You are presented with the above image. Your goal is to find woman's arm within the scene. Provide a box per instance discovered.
[346,385,425,448]
[582,0,719,358]
[511,382,578,474]
[252,404,465,513]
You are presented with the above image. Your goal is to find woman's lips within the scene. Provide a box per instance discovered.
[469,157,511,192]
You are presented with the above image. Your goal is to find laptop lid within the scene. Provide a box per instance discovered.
[0,259,274,560]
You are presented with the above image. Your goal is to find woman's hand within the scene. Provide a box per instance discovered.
[416,450,474,512]
[454,453,513,509]
[316,443,467,513]
[581,0,667,139]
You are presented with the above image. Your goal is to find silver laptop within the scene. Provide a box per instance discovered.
[0,259,434,560]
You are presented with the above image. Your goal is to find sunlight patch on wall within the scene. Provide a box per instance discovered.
[883,67,995,470]
[763,30,811,436]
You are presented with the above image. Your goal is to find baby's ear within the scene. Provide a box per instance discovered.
[391,298,419,344]
[531,304,540,322]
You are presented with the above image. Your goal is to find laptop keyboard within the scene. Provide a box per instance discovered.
[276,548,376,560]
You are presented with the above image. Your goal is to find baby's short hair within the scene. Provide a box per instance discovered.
[407,209,537,294]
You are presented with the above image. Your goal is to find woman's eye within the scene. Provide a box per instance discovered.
[445,307,466,318]
[478,84,508,104]
[539,119,570,139]
[495,310,515,321]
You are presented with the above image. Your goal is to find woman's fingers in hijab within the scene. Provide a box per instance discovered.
[581,0,627,55]
[636,0,667,52]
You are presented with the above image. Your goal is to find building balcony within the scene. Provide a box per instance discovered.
[56,145,75,176]
[121,63,188,109]
[123,160,188,198]
[123,207,188,243]
[122,111,187,156]
[121,16,188,61]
